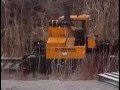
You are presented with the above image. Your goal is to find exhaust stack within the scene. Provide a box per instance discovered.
[63,4,74,37]
[63,4,70,24]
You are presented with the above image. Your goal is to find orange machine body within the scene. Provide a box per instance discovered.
[46,15,96,59]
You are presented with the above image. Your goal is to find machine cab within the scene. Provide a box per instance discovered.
[59,15,89,46]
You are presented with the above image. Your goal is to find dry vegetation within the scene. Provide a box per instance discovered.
[1,0,119,80]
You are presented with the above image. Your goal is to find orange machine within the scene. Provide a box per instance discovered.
[1,4,96,75]
[46,5,96,60]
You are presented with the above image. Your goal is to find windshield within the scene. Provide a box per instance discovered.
[71,20,84,28]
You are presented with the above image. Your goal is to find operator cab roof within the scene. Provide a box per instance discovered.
[58,15,89,21]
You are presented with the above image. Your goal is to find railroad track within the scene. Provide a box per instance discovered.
[1,55,46,75]
[1,58,22,72]
[98,71,119,87]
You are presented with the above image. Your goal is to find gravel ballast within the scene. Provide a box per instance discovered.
[1,80,118,90]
